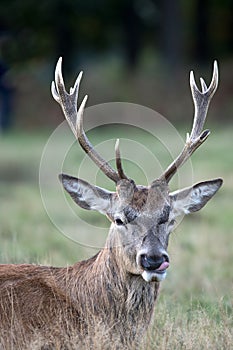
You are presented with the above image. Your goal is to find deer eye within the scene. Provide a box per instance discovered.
[115,218,125,226]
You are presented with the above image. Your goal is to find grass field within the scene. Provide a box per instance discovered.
[0,125,232,349]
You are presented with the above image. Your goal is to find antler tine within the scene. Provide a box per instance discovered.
[158,61,219,183]
[51,57,82,136]
[189,60,218,140]
[115,139,128,180]
[51,57,128,184]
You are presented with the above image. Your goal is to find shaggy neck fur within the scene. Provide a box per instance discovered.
[60,230,160,348]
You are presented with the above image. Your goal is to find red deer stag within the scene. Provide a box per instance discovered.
[0,59,222,349]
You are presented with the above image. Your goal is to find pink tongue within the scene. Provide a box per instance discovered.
[156,261,170,271]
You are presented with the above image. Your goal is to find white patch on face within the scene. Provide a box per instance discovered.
[142,270,167,283]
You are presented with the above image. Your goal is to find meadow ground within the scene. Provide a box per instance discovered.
[0,125,232,349]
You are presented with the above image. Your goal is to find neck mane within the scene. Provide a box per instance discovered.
[64,241,160,347]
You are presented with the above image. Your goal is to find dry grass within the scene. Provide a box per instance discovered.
[0,300,232,350]
[143,297,232,350]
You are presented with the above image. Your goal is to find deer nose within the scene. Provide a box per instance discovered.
[139,254,170,272]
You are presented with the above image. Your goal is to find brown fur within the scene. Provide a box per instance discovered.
[0,247,159,349]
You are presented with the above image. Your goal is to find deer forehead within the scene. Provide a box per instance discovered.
[112,179,170,219]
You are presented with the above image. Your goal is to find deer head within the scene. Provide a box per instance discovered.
[52,59,222,283]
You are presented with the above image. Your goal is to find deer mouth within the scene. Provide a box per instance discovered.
[141,268,168,282]
[139,255,170,282]
[152,261,170,274]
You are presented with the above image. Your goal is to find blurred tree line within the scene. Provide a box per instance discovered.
[0,0,233,128]
[1,0,233,70]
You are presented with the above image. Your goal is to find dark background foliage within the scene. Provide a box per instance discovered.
[0,0,233,129]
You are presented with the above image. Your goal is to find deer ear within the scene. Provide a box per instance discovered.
[59,174,113,214]
[170,178,223,216]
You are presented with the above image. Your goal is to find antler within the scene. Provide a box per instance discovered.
[51,57,128,184]
[158,61,219,183]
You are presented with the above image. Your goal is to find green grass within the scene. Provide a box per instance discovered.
[0,126,232,349]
